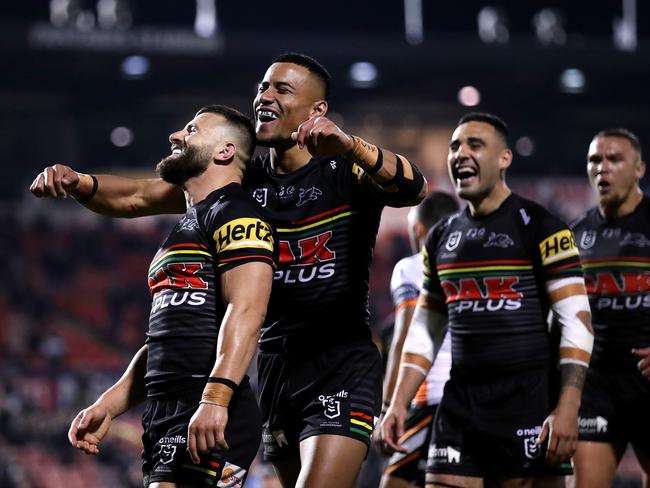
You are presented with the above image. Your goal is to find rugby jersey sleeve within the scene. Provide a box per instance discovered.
[390,258,419,309]
[204,195,275,275]
[534,212,583,280]
[421,225,448,315]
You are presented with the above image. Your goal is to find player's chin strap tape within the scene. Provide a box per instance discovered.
[384,155,425,200]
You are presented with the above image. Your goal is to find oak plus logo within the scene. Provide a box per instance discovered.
[443,276,523,314]
[275,231,336,283]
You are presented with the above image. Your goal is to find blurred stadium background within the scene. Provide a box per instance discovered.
[1,1,649,486]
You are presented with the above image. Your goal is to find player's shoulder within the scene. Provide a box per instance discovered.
[426,210,464,244]
[570,206,599,231]
[198,183,269,224]
[392,252,422,281]
[509,193,570,236]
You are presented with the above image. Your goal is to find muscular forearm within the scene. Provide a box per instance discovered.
[390,353,431,409]
[557,362,587,408]
[74,173,186,217]
[95,345,148,418]
[208,305,263,385]
[382,305,415,403]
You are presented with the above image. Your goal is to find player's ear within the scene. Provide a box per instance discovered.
[499,148,513,170]
[215,143,236,164]
[310,100,328,118]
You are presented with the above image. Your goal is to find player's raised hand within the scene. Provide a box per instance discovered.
[68,404,112,455]
[30,164,80,198]
[291,116,354,157]
[187,403,229,464]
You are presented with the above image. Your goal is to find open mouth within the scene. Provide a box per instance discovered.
[453,165,478,186]
[256,108,279,124]
[170,145,184,157]
[596,180,611,193]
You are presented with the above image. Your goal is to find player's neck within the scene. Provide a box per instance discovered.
[468,183,511,217]
[269,144,313,174]
[599,187,643,220]
[183,167,241,207]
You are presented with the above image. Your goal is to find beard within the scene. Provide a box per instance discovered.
[156,145,211,186]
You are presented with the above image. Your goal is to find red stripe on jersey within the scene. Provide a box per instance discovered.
[350,411,372,421]
[290,204,351,225]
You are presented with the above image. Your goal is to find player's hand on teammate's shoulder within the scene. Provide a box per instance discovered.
[68,404,112,455]
[30,163,81,198]
[378,403,408,455]
[186,402,229,464]
[291,115,354,157]
[537,403,579,465]
[632,347,650,379]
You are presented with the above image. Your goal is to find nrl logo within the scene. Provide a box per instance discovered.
[445,231,462,251]
[252,188,268,207]
[580,230,597,249]
[318,394,341,419]
[159,444,177,465]
[523,436,541,460]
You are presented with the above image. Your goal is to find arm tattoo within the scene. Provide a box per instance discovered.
[560,363,587,390]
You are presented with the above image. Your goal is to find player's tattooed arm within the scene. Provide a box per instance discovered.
[560,362,588,390]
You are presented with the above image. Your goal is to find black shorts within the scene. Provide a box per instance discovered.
[578,368,650,455]
[427,367,572,479]
[141,380,262,487]
[257,338,382,461]
[385,404,437,487]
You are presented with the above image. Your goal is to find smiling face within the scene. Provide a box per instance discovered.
[252,62,327,148]
[447,121,512,205]
[587,135,645,213]
[156,112,226,185]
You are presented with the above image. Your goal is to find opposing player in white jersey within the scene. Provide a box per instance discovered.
[375,191,459,488]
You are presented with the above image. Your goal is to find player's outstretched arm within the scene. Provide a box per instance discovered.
[291,116,427,206]
[538,277,593,465]
[186,261,273,464]
[68,344,148,455]
[380,291,446,453]
[30,164,186,217]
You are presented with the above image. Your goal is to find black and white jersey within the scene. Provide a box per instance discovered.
[145,184,275,398]
[423,193,583,378]
[572,195,650,372]
[244,154,408,347]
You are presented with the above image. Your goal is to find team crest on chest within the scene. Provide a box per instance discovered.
[252,188,268,207]
[580,230,597,250]
[445,231,462,251]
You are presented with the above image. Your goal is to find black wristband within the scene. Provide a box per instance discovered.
[76,174,98,204]
[207,376,238,390]
[364,147,384,176]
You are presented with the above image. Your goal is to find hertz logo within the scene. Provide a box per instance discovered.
[539,229,579,265]
[213,218,274,253]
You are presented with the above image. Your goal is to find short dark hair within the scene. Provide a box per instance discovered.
[416,191,459,229]
[594,127,642,157]
[272,52,331,100]
[195,105,255,162]
[458,112,509,146]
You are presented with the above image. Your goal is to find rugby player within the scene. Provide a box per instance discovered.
[380,113,594,488]
[374,191,458,488]
[66,105,275,487]
[571,128,650,488]
[31,53,427,488]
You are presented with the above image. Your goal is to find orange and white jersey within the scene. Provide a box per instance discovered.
[391,252,451,406]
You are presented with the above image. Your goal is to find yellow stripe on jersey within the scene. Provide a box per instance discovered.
[539,229,579,266]
[213,218,274,254]
[277,211,352,233]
